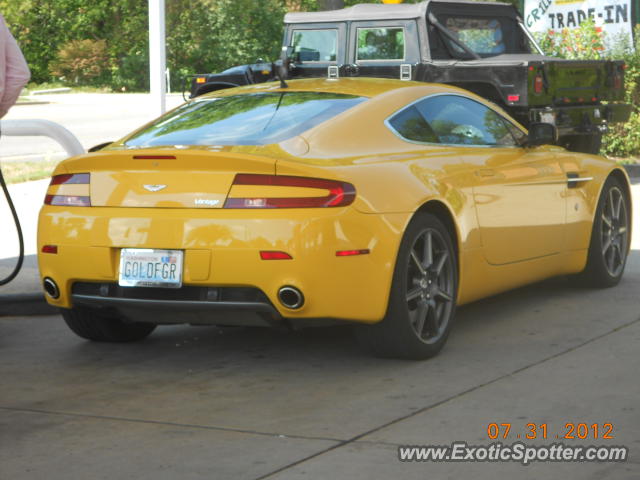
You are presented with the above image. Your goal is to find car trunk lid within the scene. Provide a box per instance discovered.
[85,149,276,208]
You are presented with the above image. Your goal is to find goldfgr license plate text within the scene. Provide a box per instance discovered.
[118,249,183,288]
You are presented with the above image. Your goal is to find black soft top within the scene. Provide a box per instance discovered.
[284,0,516,24]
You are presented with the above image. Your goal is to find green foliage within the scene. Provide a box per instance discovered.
[535,18,606,60]
[601,26,640,158]
[602,111,640,158]
[50,39,110,85]
[1,0,285,91]
[535,20,640,158]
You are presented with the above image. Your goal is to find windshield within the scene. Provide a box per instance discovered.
[125,92,366,147]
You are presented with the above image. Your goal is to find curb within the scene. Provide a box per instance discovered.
[0,293,57,317]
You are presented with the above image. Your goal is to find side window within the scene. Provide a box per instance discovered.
[415,95,517,146]
[292,29,337,62]
[357,27,405,61]
[388,105,439,144]
[504,121,527,145]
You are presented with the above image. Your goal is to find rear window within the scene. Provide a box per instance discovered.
[125,92,366,147]
[428,14,530,59]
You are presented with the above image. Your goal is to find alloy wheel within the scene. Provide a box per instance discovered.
[601,186,629,278]
[405,228,455,344]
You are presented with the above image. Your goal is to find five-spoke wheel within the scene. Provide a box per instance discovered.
[405,227,455,344]
[577,176,630,288]
[355,212,457,359]
[600,185,629,278]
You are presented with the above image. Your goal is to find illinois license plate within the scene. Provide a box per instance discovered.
[118,249,183,288]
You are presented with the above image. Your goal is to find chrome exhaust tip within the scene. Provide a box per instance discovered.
[43,277,60,299]
[278,286,304,310]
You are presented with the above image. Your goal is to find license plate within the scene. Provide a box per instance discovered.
[118,249,183,288]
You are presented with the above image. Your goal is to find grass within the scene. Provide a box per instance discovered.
[0,159,59,184]
[26,81,113,94]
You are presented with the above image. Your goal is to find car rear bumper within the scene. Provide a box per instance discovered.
[38,205,410,324]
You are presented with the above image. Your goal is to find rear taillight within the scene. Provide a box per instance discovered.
[534,74,544,94]
[613,73,623,90]
[49,173,90,185]
[224,174,356,209]
[45,173,91,207]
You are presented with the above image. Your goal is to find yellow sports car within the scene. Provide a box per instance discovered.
[37,78,631,359]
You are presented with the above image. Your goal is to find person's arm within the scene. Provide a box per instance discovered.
[0,15,30,119]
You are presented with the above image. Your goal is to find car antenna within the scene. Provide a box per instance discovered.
[277,46,290,88]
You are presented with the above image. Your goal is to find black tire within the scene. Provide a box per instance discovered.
[61,306,156,342]
[561,134,602,155]
[355,213,458,360]
[576,176,631,288]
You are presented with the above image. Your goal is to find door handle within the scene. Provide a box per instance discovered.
[566,172,593,188]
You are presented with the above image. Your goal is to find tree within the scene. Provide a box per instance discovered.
[318,0,344,10]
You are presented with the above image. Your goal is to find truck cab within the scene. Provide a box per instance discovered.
[190,0,631,154]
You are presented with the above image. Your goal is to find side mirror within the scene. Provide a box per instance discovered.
[527,122,558,147]
[281,46,294,62]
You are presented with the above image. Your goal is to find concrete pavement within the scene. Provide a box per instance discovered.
[1,264,639,478]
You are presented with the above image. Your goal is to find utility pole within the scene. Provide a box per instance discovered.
[149,0,166,117]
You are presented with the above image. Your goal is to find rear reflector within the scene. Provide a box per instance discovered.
[41,245,58,254]
[507,95,520,102]
[260,251,293,260]
[613,74,622,89]
[225,174,356,209]
[336,249,370,257]
[534,75,544,94]
[196,77,206,84]
[45,195,91,207]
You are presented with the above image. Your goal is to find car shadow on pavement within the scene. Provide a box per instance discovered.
[37,249,640,370]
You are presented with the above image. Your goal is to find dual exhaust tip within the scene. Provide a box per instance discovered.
[43,277,304,310]
[43,277,60,299]
[277,286,304,310]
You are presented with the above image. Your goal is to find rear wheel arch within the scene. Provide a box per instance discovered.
[575,171,631,286]
[610,168,632,215]
[589,168,632,231]
[414,200,460,271]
